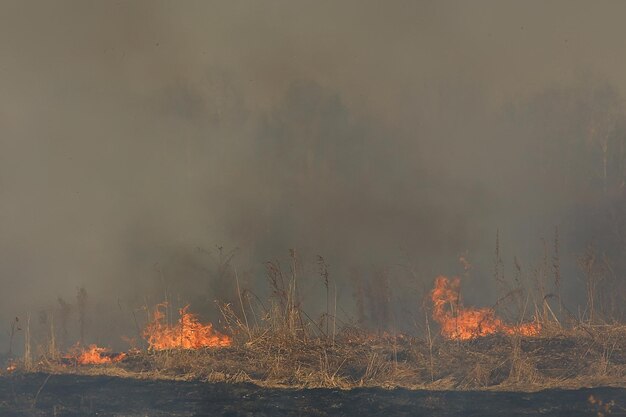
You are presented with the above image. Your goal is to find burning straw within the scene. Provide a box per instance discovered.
[431,276,540,340]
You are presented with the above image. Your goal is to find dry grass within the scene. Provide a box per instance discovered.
[6,323,625,392]
[7,249,626,392]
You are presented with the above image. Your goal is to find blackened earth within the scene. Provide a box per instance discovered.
[1,373,625,416]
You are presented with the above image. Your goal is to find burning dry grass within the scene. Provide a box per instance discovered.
[143,303,231,350]
[10,322,626,392]
[7,254,626,392]
[64,343,126,365]
[431,276,541,340]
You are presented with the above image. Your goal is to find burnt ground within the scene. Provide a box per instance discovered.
[0,374,625,417]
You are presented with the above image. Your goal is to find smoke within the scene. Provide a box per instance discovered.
[2,1,626,347]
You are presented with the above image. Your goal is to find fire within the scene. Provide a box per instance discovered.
[65,343,126,365]
[430,276,540,340]
[459,252,472,271]
[143,303,231,350]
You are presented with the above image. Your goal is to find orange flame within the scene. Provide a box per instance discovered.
[143,303,231,350]
[65,343,126,365]
[431,276,540,340]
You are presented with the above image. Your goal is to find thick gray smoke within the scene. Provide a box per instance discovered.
[2,1,626,349]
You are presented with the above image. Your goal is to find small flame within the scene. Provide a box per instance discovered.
[65,343,126,365]
[143,303,231,350]
[459,252,472,272]
[431,275,540,340]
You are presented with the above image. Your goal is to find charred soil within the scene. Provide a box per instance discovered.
[1,373,626,416]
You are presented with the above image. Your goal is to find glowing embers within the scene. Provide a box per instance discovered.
[6,361,17,373]
[431,276,540,340]
[65,343,126,365]
[143,303,231,350]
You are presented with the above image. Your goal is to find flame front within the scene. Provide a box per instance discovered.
[143,303,231,350]
[65,344,126,365]
[431,276,540,340]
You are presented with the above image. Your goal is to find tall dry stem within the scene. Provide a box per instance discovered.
[24,313,32,371]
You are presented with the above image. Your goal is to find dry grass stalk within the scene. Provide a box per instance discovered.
[77,287,87,345]
[8,316,20,357]
[578,245,609,324]
[24,313,32,371]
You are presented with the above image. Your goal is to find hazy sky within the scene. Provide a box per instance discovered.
[2,1,626,345]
